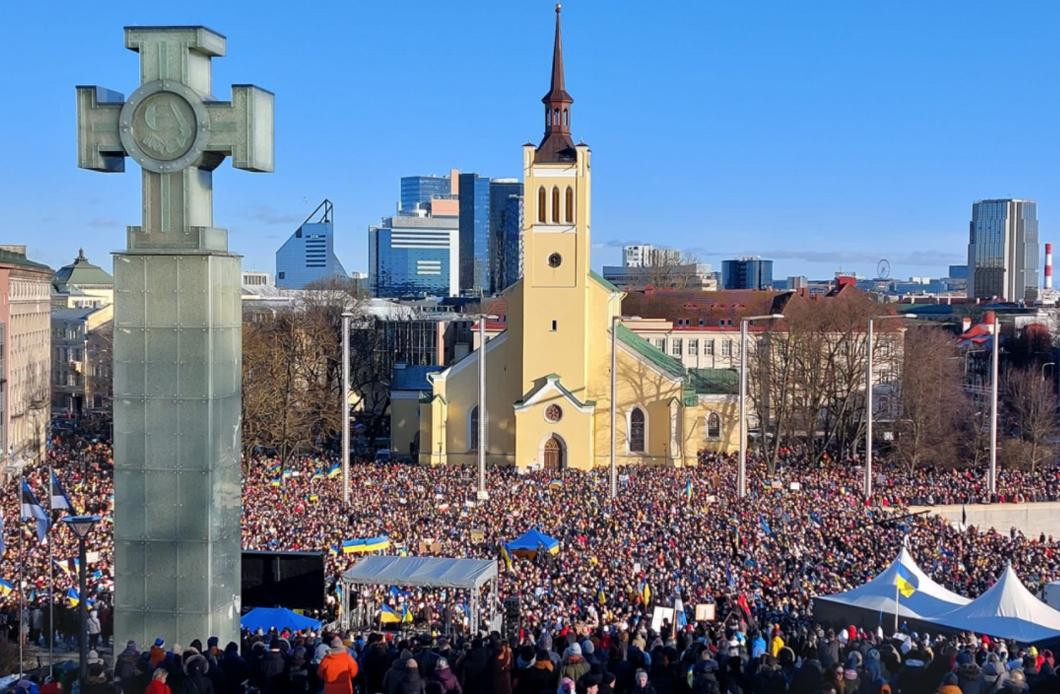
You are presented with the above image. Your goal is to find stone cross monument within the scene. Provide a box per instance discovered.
[76,26,273,646]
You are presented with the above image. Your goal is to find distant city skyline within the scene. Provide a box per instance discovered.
[4,1,1060,282]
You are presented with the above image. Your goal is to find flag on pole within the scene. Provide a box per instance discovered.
[50,470,75,513]
[0,579,12,596]
[20,481,49,542]
[674,593,687,627]
[895,564,919,598]
[684,480,693,504]
[65,588,80,607]
[640,581,652,606]
[758,515,774,537]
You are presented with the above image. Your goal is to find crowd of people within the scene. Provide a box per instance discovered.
[2,429,1059,692]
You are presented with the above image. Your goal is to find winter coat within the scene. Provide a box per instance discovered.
[146,681,173,694]
[517,661,557,694]
[181,672,215,694]
[561,657,590,683]
[958,661,986,694]
[433,666,463,694]
[317,649,360,694]
[257,649,287,692]
[389,669,426,694]
[86,614,102,636]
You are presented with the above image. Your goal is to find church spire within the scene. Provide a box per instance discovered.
[536,3,576,163]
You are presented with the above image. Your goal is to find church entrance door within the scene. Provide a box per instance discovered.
[543,435,564,471]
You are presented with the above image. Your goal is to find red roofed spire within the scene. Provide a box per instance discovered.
[536,4,577,163]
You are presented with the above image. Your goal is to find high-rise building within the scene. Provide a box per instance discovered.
[722,257,774,290]
[458,173,491,294]
[275,199,348,289]
[401,171,456,214]
[948,265,968,280]
[967,199,1039,302]
[490,179,523,292]
[369,214,459,298]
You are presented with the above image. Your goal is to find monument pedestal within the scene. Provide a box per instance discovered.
[113,231,242,646]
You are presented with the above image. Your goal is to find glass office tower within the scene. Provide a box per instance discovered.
[722,257,774,290]
[458,173,491,294]
[968,199,1038,302]
[400,175,452,214]
[368,215,459,298]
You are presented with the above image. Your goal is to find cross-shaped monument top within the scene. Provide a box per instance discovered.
[77,26,273,249]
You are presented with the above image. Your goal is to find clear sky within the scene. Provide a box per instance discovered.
[4,1,1059,281]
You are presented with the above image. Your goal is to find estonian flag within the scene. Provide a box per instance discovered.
[895,564,919,598]
[20,481,49,542]
[50,470,75,513]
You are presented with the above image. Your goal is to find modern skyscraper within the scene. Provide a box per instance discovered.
[400,169,459,215]
[458,173,491,294]
[275,199,348,289]
[623,244,682,268]
[490,179,523,292]
[369,214,459,298]
[722,257,774,289]
[967,199,1039,302]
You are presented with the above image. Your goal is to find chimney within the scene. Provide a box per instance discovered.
[961,316,972,333]
[1046,242,1053,290]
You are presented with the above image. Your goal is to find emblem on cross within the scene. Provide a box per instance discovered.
[76,26,273,238]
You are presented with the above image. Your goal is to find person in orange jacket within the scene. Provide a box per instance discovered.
[317,636,359,694]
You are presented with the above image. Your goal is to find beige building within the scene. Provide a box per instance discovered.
[51,248,114,309]
[0,246,53,457]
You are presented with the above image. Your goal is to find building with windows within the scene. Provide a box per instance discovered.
[623,244,682,268]
[400,8,739,470]
[51,249,113,310]
[458,173,491,294]
[241,271,273,289]
[490,179,523,292]
[722,257,773,290]
[369,214,459,298]
[275,199,348,289]
[967,199,1039,302]
[602,262,717,291]
[0,246,52,457]
[401,172,456,215]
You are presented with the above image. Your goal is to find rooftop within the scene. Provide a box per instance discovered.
[53,249,112,291]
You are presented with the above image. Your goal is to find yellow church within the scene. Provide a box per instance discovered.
[397,6,739,470]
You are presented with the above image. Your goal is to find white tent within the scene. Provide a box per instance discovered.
[929,564,1060,643]
[814,546,971,629]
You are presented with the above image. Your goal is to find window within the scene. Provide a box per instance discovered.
[548,253,562,268]
[706,413,721,440]
[629,407,646,453]
[654,339,666,351]
[538,187,546,223]
[705,340,715,356]
[565,187,574,223]
[551,187,560,223]
[722,340,733,357]
[671,339,682,356]
[468,406,479,450]
[689,339,699,356]
[278,271,286,280]
[550,320,557,331]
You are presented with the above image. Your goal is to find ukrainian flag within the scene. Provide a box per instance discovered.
[380,604,413,624]
[309,494,319,503]
[66,588,80,607]
[341,535,391,554]
[269,480,281,488]
[328,545,339,557]
[500,544,513,572]
[640,582,652,605]
[0,579,13,596]
[327,465,342,479]
[895,564,919,599]
[684,480,693,503]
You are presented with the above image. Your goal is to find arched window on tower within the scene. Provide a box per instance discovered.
[706,412,721,440]
[563,108,569,127]
[538,187,547,223]
[551,187,560,223]
[629,407,646,453]
[565,186,574,223]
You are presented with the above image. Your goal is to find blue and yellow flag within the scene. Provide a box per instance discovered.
[342,535,390,554]
[684,480,693,503]
[895,564,919,598]
[327,465,342,479]
[66,588,80,607]
[500,544,513,571]
[640,581,652,605]
[0,579,13,596]
[380,604,413,624]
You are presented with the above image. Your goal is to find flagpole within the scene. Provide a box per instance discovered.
[17,452,25,680]
[894,580,899,634]
[47,462,54,673]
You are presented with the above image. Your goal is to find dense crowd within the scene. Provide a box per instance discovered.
[1,431,1059,692]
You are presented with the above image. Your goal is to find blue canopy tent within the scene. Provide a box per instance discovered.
[241,607,322,633]
[505,528,560,557]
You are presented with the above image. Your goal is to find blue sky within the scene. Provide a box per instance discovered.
[4,1,1059,281]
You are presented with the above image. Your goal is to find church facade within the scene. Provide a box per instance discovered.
[408,7,739,470]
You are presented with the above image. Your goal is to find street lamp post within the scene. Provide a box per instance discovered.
[609,314,641,499]
[341,311,352,505]
[476,313,499,500]
[62,514,100,688]
[864,314,915,499]
[738,314,784,498]
[989,312,999,498]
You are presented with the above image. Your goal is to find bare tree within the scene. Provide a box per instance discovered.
[892,327,965,471]
[1004,366,1058,472]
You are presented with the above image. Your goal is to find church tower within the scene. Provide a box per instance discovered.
[520,4,593,397]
